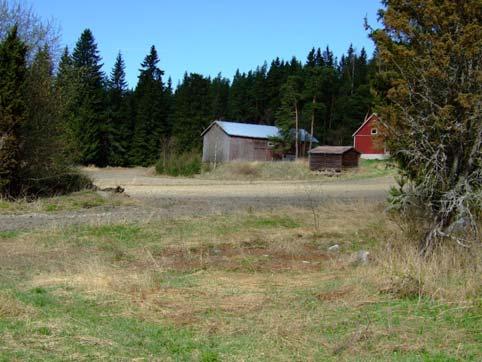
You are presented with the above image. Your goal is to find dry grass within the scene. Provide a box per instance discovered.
[375,240,481,302]
[0,292,35,319]
[200,159,396,181]
[0,201,480,360]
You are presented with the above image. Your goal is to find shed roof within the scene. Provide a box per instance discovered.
[201,120,280,139]
[201,120,318,142]
[309,146,359,155]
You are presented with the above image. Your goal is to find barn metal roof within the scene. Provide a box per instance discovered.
[203,120,280,139]
[309,146,359,154]
[291,128,319,143]
[202,120,319,143]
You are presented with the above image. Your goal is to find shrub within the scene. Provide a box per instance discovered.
[19,170,93,198]
[156,152,201,177]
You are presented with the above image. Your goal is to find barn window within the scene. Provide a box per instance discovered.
[267,141,275,148]
[371,128,378,135]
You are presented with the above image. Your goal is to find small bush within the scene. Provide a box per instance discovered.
[19,171,93,198]
[156,152,201,177]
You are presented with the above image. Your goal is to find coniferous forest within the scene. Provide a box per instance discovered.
[52,29,376,168]
[40,28,376,168]
[0,1,377,196]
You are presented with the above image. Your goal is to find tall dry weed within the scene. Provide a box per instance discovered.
[375,236,481,303]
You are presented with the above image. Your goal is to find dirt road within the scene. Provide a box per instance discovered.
[0,167,394,231]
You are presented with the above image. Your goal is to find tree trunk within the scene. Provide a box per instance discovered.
[294,102,299,159]
[309,96,316,152]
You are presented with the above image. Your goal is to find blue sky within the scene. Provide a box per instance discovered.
[35,0,382,88]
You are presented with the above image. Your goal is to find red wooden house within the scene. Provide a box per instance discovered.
[352,114,389,159]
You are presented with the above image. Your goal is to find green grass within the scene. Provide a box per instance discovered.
[0,203,479,360]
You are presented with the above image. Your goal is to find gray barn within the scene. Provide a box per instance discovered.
[201,121,279,162]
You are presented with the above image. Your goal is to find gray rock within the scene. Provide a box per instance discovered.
[356,250,370,264]
[328,244,340,252]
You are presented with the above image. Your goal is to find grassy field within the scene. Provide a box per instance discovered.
[0,202,480,361]
[200,159,396,181]
[0,190,135,215]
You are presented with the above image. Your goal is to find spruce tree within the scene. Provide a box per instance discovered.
[23,47,56,176]
[20,45,82,194]
[130,45,166,165]
[210,73,230,120]
[172,73,212,151]
[0,26,27,197]
[55,46,80,160]
[106,52,130,165]
[71,29,106,166]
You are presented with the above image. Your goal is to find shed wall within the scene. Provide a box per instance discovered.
[228,136,273,161]
[309,154,343,170]
[341,150,360,167]
[202,124,231,162]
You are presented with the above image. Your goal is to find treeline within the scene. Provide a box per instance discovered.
[1,20,377,198]
[57,29,375,167]
[0,26,90,197]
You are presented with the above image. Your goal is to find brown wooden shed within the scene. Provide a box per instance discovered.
[308,146,360,171]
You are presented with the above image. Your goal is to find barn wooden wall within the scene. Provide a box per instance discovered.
[309,154,343,170]
[341,150,360,167]
[202,124,231,162]
[229,137,273,161]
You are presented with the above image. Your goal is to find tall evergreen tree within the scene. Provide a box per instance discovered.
[55,46,80,160]
[0,26,27,197]
[172,73,212,151]
[210,73,230,120]
[302,63,325,151]
[106,52,130,165]
[71,29,106,166]
[129,45,167,165]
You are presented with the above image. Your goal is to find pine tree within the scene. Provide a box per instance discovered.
[71,29,106,166]
[277,75,304,158]
[302,63,325,151]
[129,45,166,165]
[0,26,27,197]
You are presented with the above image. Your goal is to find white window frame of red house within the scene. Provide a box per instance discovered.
[371,128,378,135]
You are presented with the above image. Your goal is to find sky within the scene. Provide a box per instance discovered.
[34,0,382,88]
